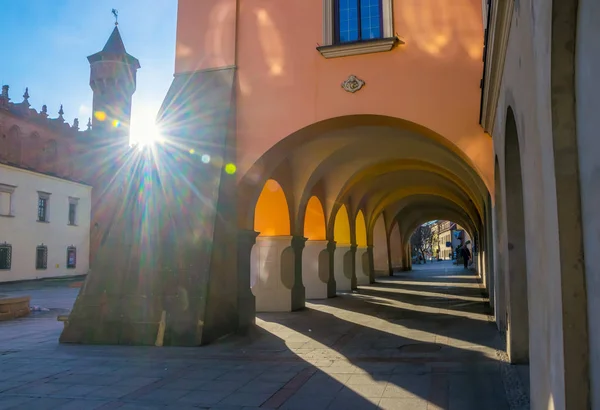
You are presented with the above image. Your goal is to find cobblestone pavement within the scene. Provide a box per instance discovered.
[0,262,529,409]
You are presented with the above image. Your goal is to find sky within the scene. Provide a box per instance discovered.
[1,0,177,142]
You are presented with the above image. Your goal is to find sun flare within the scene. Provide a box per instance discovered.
[129,108,164,146]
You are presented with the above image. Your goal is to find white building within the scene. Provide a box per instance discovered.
[0,163,91,283]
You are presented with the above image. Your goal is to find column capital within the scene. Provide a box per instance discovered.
[238,229,259,246]
[327,240,337,252]
[291,235,308,250]
[350,244,358,252]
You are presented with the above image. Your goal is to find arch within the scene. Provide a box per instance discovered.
[372,213,388,276]
[254,179,290,236]
[355,210,367,247]
[237,115,491,230]
[504,106,529,364]
[304,196,326,240]
[333,205,351,245]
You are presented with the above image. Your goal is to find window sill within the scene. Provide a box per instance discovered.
[68,223,78,227]
[0,214,14,218]
[37,220,50,224]
[317,37,403,59]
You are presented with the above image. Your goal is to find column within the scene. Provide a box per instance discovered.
[238,229,259,333]
[327,241,337,297]
[355,246,370,285]
[367,245,375,283]
[303,240,329,299]
[334,244,353,292]
[350,244,358,290]
[290,236,307,311]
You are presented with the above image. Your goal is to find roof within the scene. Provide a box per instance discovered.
[87,26,141,69]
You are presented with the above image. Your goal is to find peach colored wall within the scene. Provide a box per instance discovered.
[175,0,492,188]
[175,0,237,73]
[333,205,351,245]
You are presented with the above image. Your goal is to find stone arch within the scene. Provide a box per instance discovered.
[254,179,290,236]
[251,178,301,312]
[504,106,529,364]
[237,115,491,231]
[302,195,331,299]
[333,205,351,245]
[332,204,353,291]
[355,210,367,247]
[354,210,369,285]
[372,213,389,277]
[304,196,326,240]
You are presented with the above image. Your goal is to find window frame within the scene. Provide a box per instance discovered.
[35,245,48,270]
[66,246,76,269]
[68,197,79,226]
[0,243,12,270]
[333,0,384,45]
[0,183,16,217]
[37,191,51,223]
[319,0,399,59]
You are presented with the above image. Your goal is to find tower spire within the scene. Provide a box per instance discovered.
[112,8,119,26]
[88,20,140,141]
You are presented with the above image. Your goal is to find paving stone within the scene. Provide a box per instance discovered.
[0,263,522,409]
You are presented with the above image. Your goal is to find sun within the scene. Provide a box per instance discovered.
[129,108,164,146]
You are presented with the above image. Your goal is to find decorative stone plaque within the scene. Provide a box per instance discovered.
[341,75,365,93]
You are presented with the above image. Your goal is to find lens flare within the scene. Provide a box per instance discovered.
[225,163,237,174]
[201,154,211,164]
[94,111,107,121]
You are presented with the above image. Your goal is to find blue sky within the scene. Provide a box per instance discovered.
[2,0,177,140]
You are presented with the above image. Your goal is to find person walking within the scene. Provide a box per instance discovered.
[460,245,471,269]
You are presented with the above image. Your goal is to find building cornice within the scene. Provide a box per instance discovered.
[480,1,514,134]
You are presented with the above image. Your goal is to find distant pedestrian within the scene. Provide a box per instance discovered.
[460,246,471,269]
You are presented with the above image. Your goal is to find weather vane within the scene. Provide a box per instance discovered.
[112,8,119,26]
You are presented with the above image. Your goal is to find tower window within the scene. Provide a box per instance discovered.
[0,243,11,270]
[66,246,76,269]
[335,0,383,44]
[36,245,48,270]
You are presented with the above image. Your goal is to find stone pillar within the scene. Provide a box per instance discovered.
[61,67,239,347]
[355,246,370,285]
[302,240,329,299]
[252,236,305,312]
[367,245,375,283]
[350,245,358,290]
[326,241,337,297]
[290,236,307,311]
[334,244,353,292]
[238,230,259,333]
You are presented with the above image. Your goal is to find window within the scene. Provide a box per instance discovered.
[319,0,397,58]
[0,184,16,217]
[37,191,51,222]
[336,0,382,43]
[36,245,48,270]
[0,243,11,270]
[68,197,79,225]
[66,246,76,269]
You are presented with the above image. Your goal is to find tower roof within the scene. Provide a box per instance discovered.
[87,26,141,69]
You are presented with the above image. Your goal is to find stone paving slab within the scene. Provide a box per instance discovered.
[0,262,529,409]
